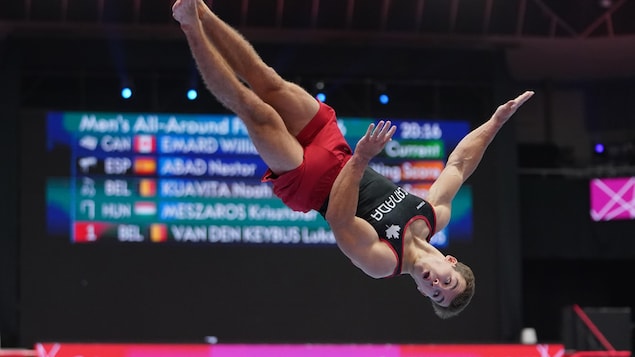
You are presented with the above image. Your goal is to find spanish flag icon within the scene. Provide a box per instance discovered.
[150,223,168,243]
[138,179,157,197]
[134,157,156,175]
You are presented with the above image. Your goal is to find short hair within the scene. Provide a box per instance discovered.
[430,262,475,319]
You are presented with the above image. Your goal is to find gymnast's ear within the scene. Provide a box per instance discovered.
[445,255,458,265]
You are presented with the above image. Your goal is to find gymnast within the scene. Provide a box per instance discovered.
[172,0,534,319]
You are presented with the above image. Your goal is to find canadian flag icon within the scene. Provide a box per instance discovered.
[134,135,156,153]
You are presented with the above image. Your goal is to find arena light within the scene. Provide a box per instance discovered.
[187,88,198,101]
[120,78,134,100]
[314,80,327,102]
[594,143,605,154]
[120,86,132,99]
[187,71,200,101]
[375,83,389,105]
[378,93,390,105]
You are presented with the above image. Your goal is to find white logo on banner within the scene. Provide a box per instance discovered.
[35,343,60,357]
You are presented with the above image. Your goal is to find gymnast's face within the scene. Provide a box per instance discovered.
[412,255,465,307]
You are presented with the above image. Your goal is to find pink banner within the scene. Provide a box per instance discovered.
[34,343,567,357]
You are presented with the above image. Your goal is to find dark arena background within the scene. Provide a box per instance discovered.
[1,0,634,356]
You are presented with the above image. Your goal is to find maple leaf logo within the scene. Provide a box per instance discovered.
[385,224,401,239]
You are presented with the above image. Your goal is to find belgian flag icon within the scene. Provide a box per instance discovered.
[138,179,157,197]
[150,223,168,243]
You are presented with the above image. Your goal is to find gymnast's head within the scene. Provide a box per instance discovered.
[410,254,475,319]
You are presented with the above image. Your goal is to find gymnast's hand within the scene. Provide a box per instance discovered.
[493,90,534,124]
[172,0,198,26]
[353,120,397,162]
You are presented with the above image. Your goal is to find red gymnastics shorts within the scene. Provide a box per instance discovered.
[261,101,352,213]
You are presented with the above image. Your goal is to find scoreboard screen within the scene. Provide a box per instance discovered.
[45,111,472,247]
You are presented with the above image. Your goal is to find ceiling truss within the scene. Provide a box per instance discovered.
[1,0,634,45]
